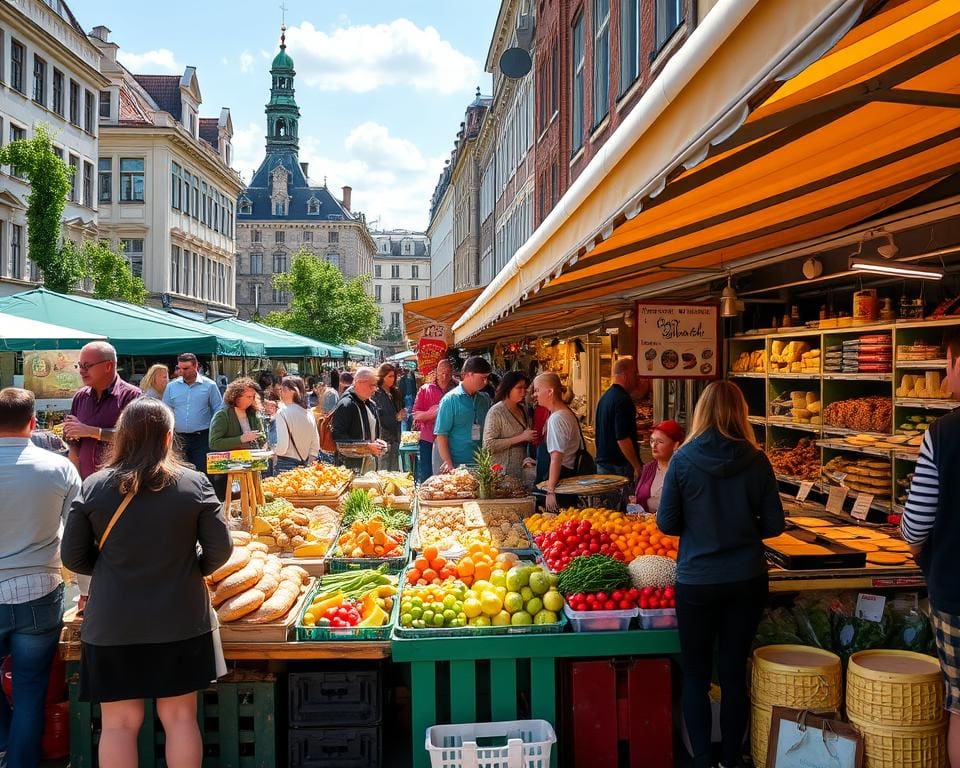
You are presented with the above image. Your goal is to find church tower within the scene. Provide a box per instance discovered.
[265,26,300,154]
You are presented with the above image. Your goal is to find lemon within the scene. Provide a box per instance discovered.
[491,610,511,626]
[520,586,534,602]
[480,591,503,616]
[528,571,549,595]
[463,598,482,618]
[490,569,507,587]
[534,609,558,625]
[525,597,543,616]
[543,590,564,612]
[510,610,533,626]
[503,592,524,613]
[472,579,493,594]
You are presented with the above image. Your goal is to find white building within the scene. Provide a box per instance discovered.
[372,229,430,337]
[427,172,454,297]
[0,0,106,295]
[89,26,243,314]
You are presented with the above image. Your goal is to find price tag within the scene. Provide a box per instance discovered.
[832,472,848,485]
[826,485,847,514]
[796,481,815,503]
[855,593,887,623]
[851,493,874,521]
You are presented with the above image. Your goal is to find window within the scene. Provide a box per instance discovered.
[191,252,198,295]
[273,253,287,272]
[170,162,180,209]
[99,90,111,119]
[374,285,382,302]
[250,253,263,274]
[82,161,93,207]
[620,0,640,94]
[391,264,400,279]
[325,252,339,268]
[390,312,401,328]
[119,158,144,201]
[390,286,401,303]
[9,124,26,178]
[171,246,181,293]
[328,230,339,243]
[275,230,285,244]
[274,201,287,216]
[69,80,80,125]
[32,55,46,105]
[120,238,144,277]
[572,15,585,151]
[302,230,312,242]
[412,265,419,279]
[84,90,94,133]
[655,0,683,50]
[272,287,287,305]
[551,39,559,116]
[52,70,64,115]
[249,284,259,304]
[191,175,199,217]
[404,242,412,254]
[411,285,419,300]
[307,198,320,215]
[252,229,262,243]
[200,182,207,225]
[593,0,610,125]
[10,40,24,94]
[97,158,111,203]
[239,198,252,214]
[68,155,79,202]
[374,265,382,278]
[11,225,22,279]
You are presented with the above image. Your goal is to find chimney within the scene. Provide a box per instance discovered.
[90,25,110,42]
[299,162,309,178]
[341,185,352,212]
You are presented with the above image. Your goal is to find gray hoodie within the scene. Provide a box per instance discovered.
[657,428,784,585]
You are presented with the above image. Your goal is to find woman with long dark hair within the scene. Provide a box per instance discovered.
[657,381,784,768]
[482,371,538,480]
[372,363,406,470]
[62,398,232,768]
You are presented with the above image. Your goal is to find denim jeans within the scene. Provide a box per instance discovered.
[0,583,65,768]
[417,440,434,483]
[275,455,307,473]
[404,395,414,431]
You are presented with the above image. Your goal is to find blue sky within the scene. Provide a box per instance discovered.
[66,0,501,230]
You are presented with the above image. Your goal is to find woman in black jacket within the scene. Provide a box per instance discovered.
[372,363,406,471]
[62,398,232,768]
[657,381,784,768]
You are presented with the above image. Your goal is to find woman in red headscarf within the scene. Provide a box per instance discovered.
[634,420,685,514]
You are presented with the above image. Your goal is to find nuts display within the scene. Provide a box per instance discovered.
[767,438,820,480]
[419,468,480,500]
[822,396,892,433]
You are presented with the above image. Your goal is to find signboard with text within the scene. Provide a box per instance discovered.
[636,302,721,379]
[23,350,83,399]
[416,337,448,376]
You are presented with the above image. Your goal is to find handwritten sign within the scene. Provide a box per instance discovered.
[855,593,886,622]
[23,350,83,399]
[851,493,874,521]
[826,485,848,514]
[796,481,815,502]
[416,337,448,375]
[636,302,720,379]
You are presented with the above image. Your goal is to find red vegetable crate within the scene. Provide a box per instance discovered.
[570,658,673,768]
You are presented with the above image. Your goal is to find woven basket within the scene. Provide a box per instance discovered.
[848,714,947,768]
[846,650,944,726]
[750,704,773,768]
[751,645,842,710]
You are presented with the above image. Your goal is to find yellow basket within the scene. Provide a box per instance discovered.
[750,704,773,768]
[849,714,947,768]
[846,649,944,726]
[751,645,842,710]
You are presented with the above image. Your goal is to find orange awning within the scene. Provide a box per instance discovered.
[403,288,483,344]
[455,0,960,345]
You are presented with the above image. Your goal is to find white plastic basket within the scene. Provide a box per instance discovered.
[425,719,556,768]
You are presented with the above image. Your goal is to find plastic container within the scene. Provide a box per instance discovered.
[295,582,398,641]
[289,726,381,768]
[637,607,678,630]
[425,719,556,768]
[325,526,411,574]
[289,668,382,727]
[563,604,636,632]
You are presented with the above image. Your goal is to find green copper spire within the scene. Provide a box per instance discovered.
[265,25,300,154]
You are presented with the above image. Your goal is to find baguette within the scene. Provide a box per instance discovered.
[209,547,251,583]
[211,560,265,606]
[244,580,301,623]
[216,588,265,622]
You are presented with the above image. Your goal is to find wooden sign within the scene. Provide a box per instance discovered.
[636,302,720,379]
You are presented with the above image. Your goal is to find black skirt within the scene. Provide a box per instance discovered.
[79,632,217,703]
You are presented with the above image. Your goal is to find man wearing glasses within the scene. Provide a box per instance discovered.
[162,353,223,471]
[434,356,493,473]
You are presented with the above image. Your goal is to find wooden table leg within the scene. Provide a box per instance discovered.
[253,471,265,506]
[224,472,235,517]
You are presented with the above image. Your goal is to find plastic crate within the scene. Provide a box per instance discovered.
[289,668,382,727]
[425,719,556,768]
[637,607,677,629]
[296,581,398,641]
[289,726,381,768]
[325,524,411,574]
[563,604,636,632]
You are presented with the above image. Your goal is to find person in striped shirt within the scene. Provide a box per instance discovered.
[901,326,960,768]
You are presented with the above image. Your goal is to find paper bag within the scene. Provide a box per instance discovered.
[767,707,863,768]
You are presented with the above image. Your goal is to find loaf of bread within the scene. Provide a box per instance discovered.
[209,547,251,582]
[216,588,265,622]
[211,560,265,606]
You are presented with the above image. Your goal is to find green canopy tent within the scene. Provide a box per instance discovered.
[248,322,347,359]
[0,311,104,351]
[211,318,340,358]
[0,288,255,357]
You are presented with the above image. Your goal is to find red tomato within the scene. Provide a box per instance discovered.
[604,600,616,611]
[596,592,608,602]
[619,600,633,610]
[612,590,624,602]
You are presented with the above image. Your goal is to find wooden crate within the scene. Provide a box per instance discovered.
[217,579,314,643]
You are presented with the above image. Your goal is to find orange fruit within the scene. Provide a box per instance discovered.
[414,557,429,572]
[423,545,440,561]
[474,562,491,581]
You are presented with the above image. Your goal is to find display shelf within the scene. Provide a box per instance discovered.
[817,439,894,458]
[822,373,893,381]
[821,427,892,438]
[767,418,821,433]
[775,473,820,486]
[896,359,949,369]
[747,415,768,426]
[895,398,957,410]
[729,372,766,378]
[767,372,821,379]
[894,450,920,462]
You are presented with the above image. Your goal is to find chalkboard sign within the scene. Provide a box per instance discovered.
[636,302,720,379]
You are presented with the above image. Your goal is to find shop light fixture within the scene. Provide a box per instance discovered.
[848,256,943,280]
[720,275,740,317]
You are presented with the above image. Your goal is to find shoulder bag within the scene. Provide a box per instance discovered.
[97,491,136,550]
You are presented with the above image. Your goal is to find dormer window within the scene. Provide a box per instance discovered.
[307,197,320,215]
[274,201,287,216]
[238,197,252,215]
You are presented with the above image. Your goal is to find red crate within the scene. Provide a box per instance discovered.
[570,658,673,768]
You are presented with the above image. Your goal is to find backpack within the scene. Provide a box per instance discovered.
[317,410,337,454]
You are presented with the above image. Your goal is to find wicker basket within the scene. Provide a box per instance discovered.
[751,645,842,709]
[750,645,842,766]
[846,649,944,726]
[848,714,947,768]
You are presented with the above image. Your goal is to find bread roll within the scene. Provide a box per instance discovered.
[217,588,265,622]
[230,531,252,546]
[209,547,251,583]
[212,560,265,606]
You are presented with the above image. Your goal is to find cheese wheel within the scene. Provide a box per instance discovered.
[866,552,908,565]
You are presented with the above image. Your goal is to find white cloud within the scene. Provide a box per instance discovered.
[116,48,181,74]
[228,121,441,229]
[284,19,481,94]
[239,51,256,73]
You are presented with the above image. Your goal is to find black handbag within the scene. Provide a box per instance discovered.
[573,420,596,476]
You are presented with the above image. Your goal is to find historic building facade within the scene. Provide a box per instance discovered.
[90,26,242,313]
[371,229,431,338]
[0,0,106,295]
[234,30,374,321]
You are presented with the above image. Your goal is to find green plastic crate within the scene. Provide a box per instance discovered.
[295,576,400,641]
[325,520,412,574]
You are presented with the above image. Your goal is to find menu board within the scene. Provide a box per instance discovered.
[417,337,448,375]
[23,350,83,399]
[636,302,720,379]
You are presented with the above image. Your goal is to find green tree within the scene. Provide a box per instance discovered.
[0,124,145,300]
[263,250,382,343]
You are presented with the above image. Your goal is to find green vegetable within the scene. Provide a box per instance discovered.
[887,595,934,654]
[755,607,803,648]
[341,489,411,531]
[317,565,394,599]
[557,555,631,594]
[830,593,890,661]
[791,593,835,649]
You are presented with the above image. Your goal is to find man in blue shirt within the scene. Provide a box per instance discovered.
[435,356,492,472]
[162,352,223,471]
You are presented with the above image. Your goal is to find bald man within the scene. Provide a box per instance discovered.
[594,356,642,483]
